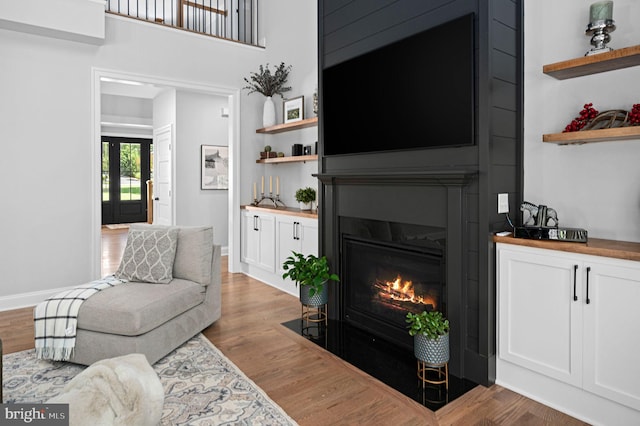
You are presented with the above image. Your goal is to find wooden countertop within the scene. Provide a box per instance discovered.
[241,204,318,219]
[494,234,640,262]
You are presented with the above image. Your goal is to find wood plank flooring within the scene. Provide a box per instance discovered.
[0,228,588,425]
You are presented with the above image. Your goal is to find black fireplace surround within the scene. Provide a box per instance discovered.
[317,172,477,382]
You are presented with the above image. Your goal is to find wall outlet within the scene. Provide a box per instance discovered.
[498,193,509,214]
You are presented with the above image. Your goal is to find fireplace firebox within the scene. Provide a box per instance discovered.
[340,218,446,350]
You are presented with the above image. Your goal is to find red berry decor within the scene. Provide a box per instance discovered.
[563,103,599,132]
[629,104,640,125]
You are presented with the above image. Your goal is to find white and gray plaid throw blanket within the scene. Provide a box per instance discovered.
[34,275,127,361]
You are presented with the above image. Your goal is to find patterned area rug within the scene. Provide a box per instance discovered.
[3,334,298,426]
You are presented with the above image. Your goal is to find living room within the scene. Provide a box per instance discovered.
[1,0,640,424]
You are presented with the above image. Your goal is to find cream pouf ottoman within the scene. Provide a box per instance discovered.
[48,353,164,426]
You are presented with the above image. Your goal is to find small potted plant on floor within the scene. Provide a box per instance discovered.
[282,251,339,306]
[406,310,450,365]
[295,187,316,210]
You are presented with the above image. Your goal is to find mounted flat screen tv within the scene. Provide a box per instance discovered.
[323,13,475,156]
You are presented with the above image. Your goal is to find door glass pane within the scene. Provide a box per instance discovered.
[102,142,110,201]
[120,143,142,201]
[149,144,154,181]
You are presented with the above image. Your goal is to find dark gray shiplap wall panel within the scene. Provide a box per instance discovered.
[323,146,479,174]
[492,50,517,83]
[492,21,517,55]
[492,0,517,29]
[323,0,355,16]
[492,80,516,111]
[323,0,399,35]
[491,165,517,194]
[491,136,517,165]
[491,107,516,138]
[323,0,475,68]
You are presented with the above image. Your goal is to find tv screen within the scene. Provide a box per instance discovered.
[323,13,475,156]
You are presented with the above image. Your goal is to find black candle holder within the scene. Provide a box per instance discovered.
[252,192,286,208]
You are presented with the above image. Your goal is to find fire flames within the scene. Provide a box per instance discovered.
[377,275,437,308]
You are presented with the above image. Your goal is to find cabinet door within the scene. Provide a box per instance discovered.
[498,246,583,387]
[241,212,259,265]
[299,218,318,256]
[583,260,640,410]
[277,217,300,275]
[256,214,276,272]
[276,216,318,274]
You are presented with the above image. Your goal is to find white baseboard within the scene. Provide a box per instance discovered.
[0,285,77,312]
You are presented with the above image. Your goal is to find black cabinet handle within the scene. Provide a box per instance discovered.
[586,266,591,304]
[573,264,578,301]
[253,215,259,231]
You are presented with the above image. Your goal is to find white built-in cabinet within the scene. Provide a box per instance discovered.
[276,215,319,275]
[241,207,318,294]
[497,242,640,423]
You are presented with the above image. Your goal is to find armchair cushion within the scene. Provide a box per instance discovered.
[129,224,213,286]
[115,227,179,284]
[77,279,205,336]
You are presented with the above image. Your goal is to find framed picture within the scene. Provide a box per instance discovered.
[201,145,229,190]
[283,96,304,124]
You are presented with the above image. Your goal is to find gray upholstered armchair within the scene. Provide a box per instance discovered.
[68,224,221,365]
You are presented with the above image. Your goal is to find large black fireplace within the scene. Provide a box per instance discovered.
[341,218,446,350]
[318,0,523,388]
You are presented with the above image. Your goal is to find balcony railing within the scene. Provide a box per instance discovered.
[105,0,262,47]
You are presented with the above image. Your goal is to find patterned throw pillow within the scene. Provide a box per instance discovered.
[115,228,179,284]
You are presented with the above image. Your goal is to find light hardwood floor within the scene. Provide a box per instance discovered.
[0,228,587,425]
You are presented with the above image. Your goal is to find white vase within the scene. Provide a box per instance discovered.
[263,96,276,127]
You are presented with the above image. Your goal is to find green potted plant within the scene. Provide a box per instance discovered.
[406,310,450,365]
[295,187,316,211]
[282,251,339,306]
[243,62,292,127]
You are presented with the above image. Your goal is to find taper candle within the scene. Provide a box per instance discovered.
[590,1,613,22]
[270,176,273,193]
[276,176,280,196]
[261,176,264,193]
[253,182,257,200]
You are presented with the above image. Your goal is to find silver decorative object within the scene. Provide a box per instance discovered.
[585,1,615,56]
[312,87,318,115]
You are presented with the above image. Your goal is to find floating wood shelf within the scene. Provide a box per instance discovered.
[256,117,318,134]
[256,154,318,164]
[543,126,640,145]
[543,45,640,79]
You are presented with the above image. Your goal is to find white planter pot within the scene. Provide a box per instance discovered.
[263,96,276,127]
[299,201,312,211]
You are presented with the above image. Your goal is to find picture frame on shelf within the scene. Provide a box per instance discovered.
[283,96,304,124]
[201,145,229,190]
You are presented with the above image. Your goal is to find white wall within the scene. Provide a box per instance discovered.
[524,0,640,242]
[244,0,319,208]
[176,91,229,248]
[0,0,317,306]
